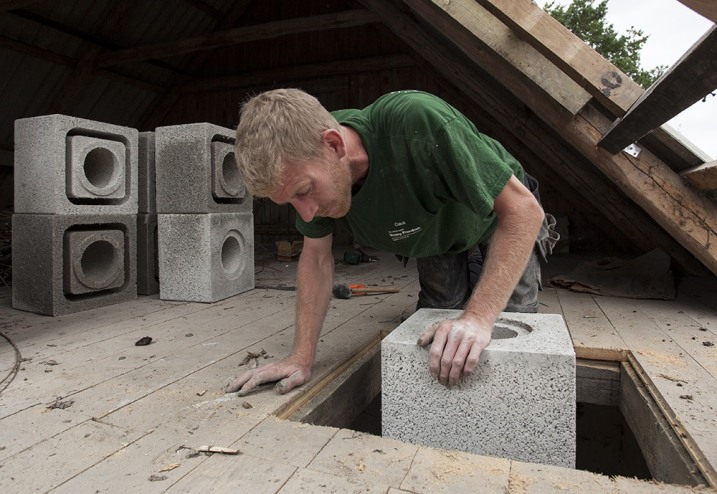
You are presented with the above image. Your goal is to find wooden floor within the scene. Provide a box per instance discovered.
[1,247,716,493]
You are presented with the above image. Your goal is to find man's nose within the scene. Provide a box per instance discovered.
[293,200,319,222]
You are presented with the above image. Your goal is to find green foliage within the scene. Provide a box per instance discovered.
[543,0,666,88]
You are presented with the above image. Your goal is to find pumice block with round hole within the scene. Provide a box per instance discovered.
[11,213,137,316]
[382,309,576,468]
[14,115,138,215]
[155,123,251,214]
[158,212,254,302]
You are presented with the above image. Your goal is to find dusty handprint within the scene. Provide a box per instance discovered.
[417,316,492,387]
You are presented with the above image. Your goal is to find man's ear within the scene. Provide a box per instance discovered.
[322,129,346,159]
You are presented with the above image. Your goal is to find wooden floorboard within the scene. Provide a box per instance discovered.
[0,248,716,493]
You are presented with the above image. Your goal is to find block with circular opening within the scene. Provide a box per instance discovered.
[13,114,138,214]
[67,136,127,200]
[11,213,137,316]
[381,309,576,468]
[155,123,251,213]
[64,229,125,295]
[212,140,246,201]
[158,212,254,302]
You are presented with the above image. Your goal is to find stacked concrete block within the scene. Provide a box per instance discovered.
[136,132,159,295]
[155,123,254,302]
[12,115,138,315]
[382,309,576,468]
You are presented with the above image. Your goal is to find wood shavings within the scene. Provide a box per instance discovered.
[197,445,241,455]
[159,463,180,472]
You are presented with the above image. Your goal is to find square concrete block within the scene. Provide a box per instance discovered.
[12,213,137,316]
[382,309,576,468]
[136,213,159,295]
[138,132,156,214]
[155,123,251,214]
[14,114,138,214]
[157,213,254,302]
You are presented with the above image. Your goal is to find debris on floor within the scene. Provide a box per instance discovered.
[135,336,153,346]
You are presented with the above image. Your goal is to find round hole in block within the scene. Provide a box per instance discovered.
[221,230,246,277]
[78,239,121,290]
[84,147,120,190]
[221,152,242,196]
[492,318,532,339]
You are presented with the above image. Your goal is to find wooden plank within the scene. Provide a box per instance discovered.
[576,358,620,406]
[596,296,717,486]
[599,26,717,153]
[403,0,591,115]
[678,0,717,23]
[620,362,707,486]
[98,10,380,67]
[474,0,643,116]
[681,160,717,191]
[0,419,144,493]
[279,336,381,425]
[636,295,717,380]
[554,289,628,361]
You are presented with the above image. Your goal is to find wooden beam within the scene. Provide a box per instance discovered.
[404,0,591,115]
[98,9,380,67]
[475,0,643,117]
[620,361,708,486]
[678,0,717,23]
[177,54,416,93]
[574,105,717,275]
[599,26,717,154]
[0,36,163,93]
[681,161,717,191]
[0,0,41,11]
[359,0,707,273]
[51,0,139,114]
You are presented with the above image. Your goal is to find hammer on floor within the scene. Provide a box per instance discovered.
[332,283,400,299]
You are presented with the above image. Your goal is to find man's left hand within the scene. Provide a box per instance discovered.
[417,317,492,387]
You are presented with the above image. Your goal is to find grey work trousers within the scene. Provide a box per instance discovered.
[415,173,558,313]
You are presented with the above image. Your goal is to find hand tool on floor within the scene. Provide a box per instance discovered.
[332,283,400,299]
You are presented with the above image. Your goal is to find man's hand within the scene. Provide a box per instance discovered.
[225,355,312,396]
[417,316,492,387]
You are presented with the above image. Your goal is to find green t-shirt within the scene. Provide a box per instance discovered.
[296,90,525,258]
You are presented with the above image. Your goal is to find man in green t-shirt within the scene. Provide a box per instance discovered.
[228,88,557,396]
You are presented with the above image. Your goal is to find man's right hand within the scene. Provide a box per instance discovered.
[225,355,312,396]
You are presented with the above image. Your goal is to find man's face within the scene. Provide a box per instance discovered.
[269,151,353,223]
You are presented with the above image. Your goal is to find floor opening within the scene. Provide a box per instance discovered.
[288,347,704,486]
[348,396,651,480]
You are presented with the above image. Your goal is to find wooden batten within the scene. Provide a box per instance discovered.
[474,0,644,117]
[403,0,591,116]
[599,26,717,154]
[681,161,717,191]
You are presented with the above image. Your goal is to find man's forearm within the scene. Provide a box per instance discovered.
[291,245,335,367]
[464,208,543,326]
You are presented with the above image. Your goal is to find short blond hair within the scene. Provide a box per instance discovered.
[235,88,340,197]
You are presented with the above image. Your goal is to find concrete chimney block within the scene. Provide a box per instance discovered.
[155,123,251,214]
[14,114,138,215]
[12,213,137,316]
[157,212,254,302]
[382,309,576,468]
